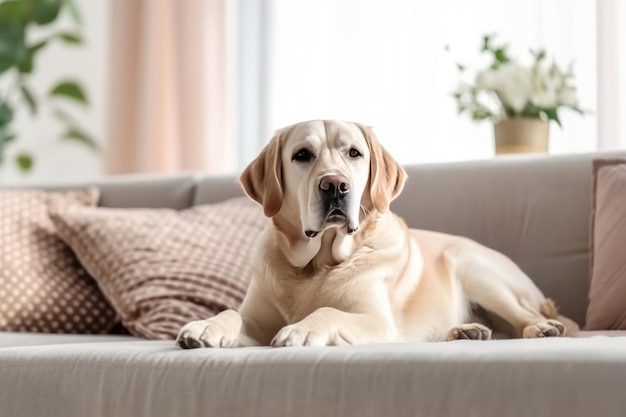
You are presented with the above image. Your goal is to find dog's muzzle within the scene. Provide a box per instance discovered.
[319,175,350,224]
[303,175,358,237]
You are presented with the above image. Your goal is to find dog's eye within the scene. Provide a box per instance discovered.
[292,148,314,162]
[349,148,362,158]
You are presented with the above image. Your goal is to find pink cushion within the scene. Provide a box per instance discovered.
[585,159,626,330]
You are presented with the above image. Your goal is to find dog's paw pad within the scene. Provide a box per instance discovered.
[523,319,565,338]
[177,336,203,349]
[548,320,565,335]
[446,323,492,341]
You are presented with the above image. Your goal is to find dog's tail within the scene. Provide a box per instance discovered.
[540,298,580,337]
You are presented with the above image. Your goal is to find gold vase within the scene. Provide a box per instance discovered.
[493,118,549,155]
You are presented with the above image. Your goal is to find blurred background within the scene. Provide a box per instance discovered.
[0,0,624,183]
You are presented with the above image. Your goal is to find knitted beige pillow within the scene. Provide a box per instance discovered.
[51,197,268,340]
[586,159,626,330]
[0,188,117,334]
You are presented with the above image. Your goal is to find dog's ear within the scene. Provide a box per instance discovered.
[358,124,407,213]
[240,130,284,217]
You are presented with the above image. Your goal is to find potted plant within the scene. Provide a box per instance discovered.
[451,34,585,154]
[0,0,96,173]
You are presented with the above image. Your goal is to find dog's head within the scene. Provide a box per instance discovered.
[240,120,406,239]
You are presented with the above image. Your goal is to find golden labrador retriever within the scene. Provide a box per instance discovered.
[176,120,578,348]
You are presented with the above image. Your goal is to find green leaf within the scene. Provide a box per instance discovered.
[62,128,99,150]
[32,0,62,25]
[15,152,34,172]
[481,35,491,52]
[17,40,48,73]
[57,32,83,44]
[472,109,494,121]
[521,103,541,119]
[2,131,16,144]
[0,102,13,126]
[4,132,16,144]
[0,0,31,23]
[0,129,6,164]
[0,21,26,74]
[493,48,510,65]
[53,108,99,151]
[21,85,37,115]
[49,80,88,105]
[542,108,561,128]
[0,126,16,165]
[531,48,546,63]
[0,126,16,145]
[62,0,81,24]
[31,39,50,53]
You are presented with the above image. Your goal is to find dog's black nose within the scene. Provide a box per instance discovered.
[319,175,350,199]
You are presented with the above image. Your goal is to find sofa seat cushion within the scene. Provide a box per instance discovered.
[1,337,626,417]
[577,330,626,337]
[0,331,139,348]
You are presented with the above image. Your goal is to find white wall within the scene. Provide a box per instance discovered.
[0,0,109,184]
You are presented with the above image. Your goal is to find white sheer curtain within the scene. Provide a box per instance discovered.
[238,0,608,167]
[596,0,626,151]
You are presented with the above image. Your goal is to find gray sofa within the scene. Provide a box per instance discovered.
[2,151,626,417]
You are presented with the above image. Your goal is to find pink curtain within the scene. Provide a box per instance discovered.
[106,0,234,175]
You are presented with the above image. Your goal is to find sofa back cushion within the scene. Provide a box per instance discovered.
[3,174,197,209]
[193,175,246,205]
[393,152,626,326]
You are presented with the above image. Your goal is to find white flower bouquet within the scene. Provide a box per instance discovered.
[452,35,585,126]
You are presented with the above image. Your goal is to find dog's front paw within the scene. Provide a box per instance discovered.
[176,309,242,349]
[271,323,336,347]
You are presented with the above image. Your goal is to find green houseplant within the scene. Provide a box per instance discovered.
[452,35,585,154]
[0,0,96,172]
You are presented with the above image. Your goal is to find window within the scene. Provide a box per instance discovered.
[236,0,608,168]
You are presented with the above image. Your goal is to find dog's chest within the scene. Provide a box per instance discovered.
[266,263,352,324]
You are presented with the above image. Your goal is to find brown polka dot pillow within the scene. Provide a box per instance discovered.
[0,188,117,334]
[50,197,268,340]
